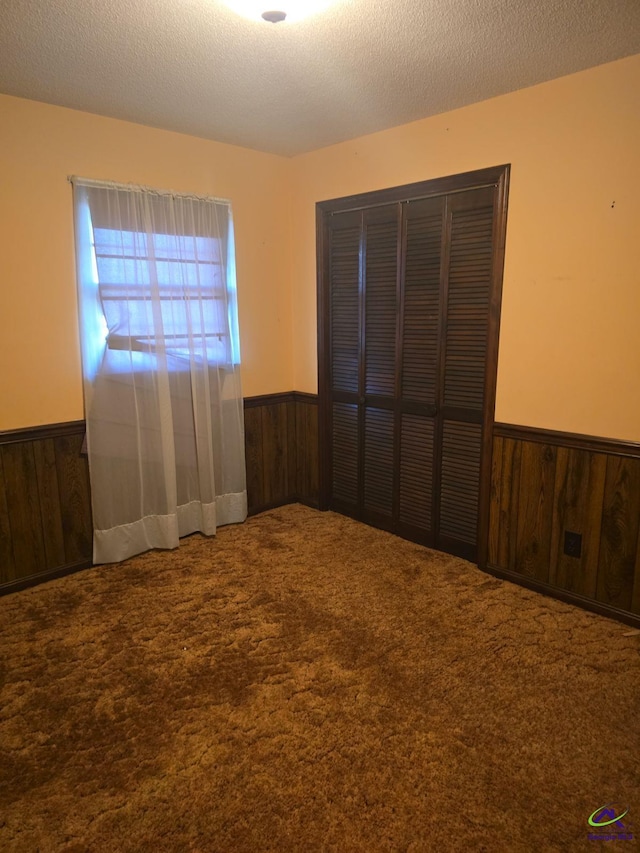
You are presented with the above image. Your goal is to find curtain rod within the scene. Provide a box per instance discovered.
[67,175,231,206]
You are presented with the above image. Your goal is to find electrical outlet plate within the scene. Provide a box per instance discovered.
[564,531,582,558]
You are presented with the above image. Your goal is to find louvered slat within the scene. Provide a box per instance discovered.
[402,210,441,405]
[399,414,434,530]
[364,408,394,516]
[439,420,482,543]
[365,214,397,397]
[443,205,494,411]
[332,402,359,506]
[330,220,360,394]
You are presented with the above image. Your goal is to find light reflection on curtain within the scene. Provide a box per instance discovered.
[72,178,247,564]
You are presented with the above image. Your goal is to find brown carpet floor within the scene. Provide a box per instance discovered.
[0,504,638,852]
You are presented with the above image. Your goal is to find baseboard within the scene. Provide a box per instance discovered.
[0,559,94,597]
[296,497,320,510]
[484,563,640,629]
[248,495,320,516]
[1,494,323,594]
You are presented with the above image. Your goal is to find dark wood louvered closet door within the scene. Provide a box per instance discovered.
[397,196,442,543]
[319,166,509,564]
[362,205,399,528]
[328,210,361,511]
[437,187,495,558]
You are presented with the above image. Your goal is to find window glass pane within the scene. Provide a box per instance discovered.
[94,227,143,252]
[92,225,236,367]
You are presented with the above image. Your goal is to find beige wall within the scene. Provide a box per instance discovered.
[290,54,640,442]
[0,95,293,430]
[2,53,639,441]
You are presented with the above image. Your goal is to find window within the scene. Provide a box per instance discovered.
[75,181,241,375]
[71,178,247,565]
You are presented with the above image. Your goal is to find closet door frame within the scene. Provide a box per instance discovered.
[316,164,510,568]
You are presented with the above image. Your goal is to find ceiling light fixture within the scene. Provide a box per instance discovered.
[261,9,287,22]
[225,0,334,24]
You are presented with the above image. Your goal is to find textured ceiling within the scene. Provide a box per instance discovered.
[1,0,639,156]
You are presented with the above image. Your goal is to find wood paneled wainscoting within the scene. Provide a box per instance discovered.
[243,392,319,514]
[0,393,319,593]
[488,424,640,627]
[0,421,93,592]
[3,403,640,629]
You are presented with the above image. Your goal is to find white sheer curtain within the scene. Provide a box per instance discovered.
[72,177,247,564]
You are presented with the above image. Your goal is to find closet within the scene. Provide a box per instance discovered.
[317,166,509,563]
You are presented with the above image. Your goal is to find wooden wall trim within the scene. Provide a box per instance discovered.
[0,396,318,426]
[244,392,296,409]
[244,392,318,409]
[494,422,640,460]
[292,392,319,405]
[316,165,510,213]
[476,165,510,568]
[0,559,94,596]
[0,420,86,445]
[485,563,640,630]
